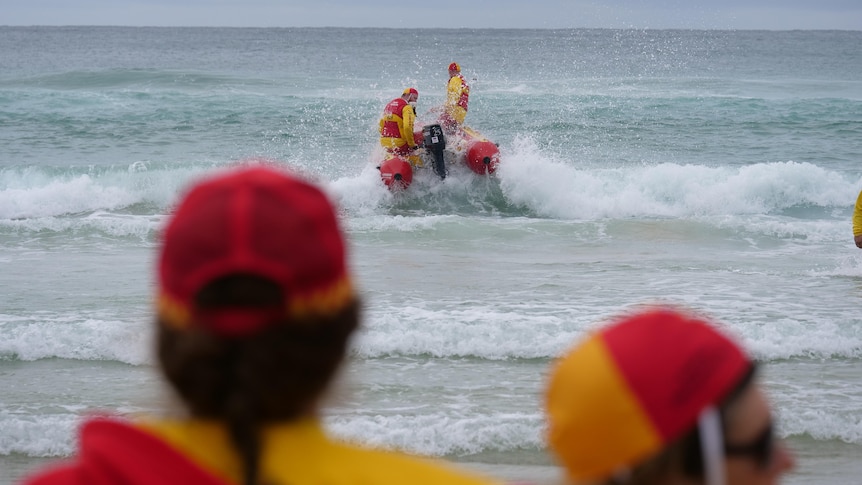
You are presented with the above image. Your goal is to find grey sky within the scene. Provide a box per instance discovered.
[3,0,860,30]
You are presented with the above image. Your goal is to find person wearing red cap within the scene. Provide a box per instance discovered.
[545,307,795,485]
[443,62,470,132]
[380,87,423,167]
[22,166,500,485]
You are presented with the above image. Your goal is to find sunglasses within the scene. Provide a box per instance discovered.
[724,421,775,470]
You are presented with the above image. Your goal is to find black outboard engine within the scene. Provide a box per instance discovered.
[422,124,447,179]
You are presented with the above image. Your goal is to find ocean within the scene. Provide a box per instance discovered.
[1,26,861,484]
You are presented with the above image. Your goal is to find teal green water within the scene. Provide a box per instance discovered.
[1,27,861,485]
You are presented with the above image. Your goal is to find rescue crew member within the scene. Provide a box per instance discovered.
[853,189,862,248]
[443,62,470,132]
[545,307,795,485]
[380,87,423,167]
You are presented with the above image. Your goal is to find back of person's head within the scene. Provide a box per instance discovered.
[402,87,418,104]
[545,307,794,485]
[448,62,461,73]
[155,164,359,485]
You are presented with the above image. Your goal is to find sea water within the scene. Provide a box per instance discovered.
[1,27,861,484]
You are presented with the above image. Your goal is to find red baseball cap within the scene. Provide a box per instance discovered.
[546,307,751,483]
[157,165,353,336]
[448,62,460,72]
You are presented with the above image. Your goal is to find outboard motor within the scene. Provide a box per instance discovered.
[422,124,447,179]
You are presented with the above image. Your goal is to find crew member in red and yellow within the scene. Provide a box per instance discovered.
[379,87,423,167]
[443,62,470,132]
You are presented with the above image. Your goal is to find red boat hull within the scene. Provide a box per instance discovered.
[464,138,500,175]
[378,157,413,190]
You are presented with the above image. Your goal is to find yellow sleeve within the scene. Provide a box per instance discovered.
[139,418,502,485]
[853,190,862,236]
[402,105,416,147]
[321,447,500,485]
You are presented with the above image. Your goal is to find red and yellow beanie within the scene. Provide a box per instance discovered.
[545,308,750,483]
[157,165,354,336]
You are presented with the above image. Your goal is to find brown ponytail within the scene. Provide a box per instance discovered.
[157,275,360,485]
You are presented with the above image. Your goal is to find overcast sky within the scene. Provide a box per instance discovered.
[3,0,861,30]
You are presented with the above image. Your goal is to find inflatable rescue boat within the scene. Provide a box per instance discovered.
[378,122,500,191]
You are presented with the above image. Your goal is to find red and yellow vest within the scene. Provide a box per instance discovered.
[379,97,417,150]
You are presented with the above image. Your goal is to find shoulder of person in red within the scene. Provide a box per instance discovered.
[23,418,226,485]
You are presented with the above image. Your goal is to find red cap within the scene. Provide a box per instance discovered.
[546,308,751,482]
[402,87,418,98]
[157,165,353,336]
[448,62,460,72]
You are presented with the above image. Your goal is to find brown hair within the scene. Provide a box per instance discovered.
[603,363,757,485]
[157,275,360,485]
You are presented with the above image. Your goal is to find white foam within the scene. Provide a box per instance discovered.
[0,163,221,221]
[325,411,544,457]
[0,314,153,365]
[782,407,862,444]
[0,411,80,456]
[328,161,395,216]
[356,304,584,360]
[496,135,859,221]
[0,174,136,220]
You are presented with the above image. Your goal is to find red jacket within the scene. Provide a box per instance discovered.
[23,419,226,485]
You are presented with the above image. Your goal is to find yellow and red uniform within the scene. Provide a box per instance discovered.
[379,97,418,155]
[853,190,862,247]
[853,190,862,236]
[445,72,470,126]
